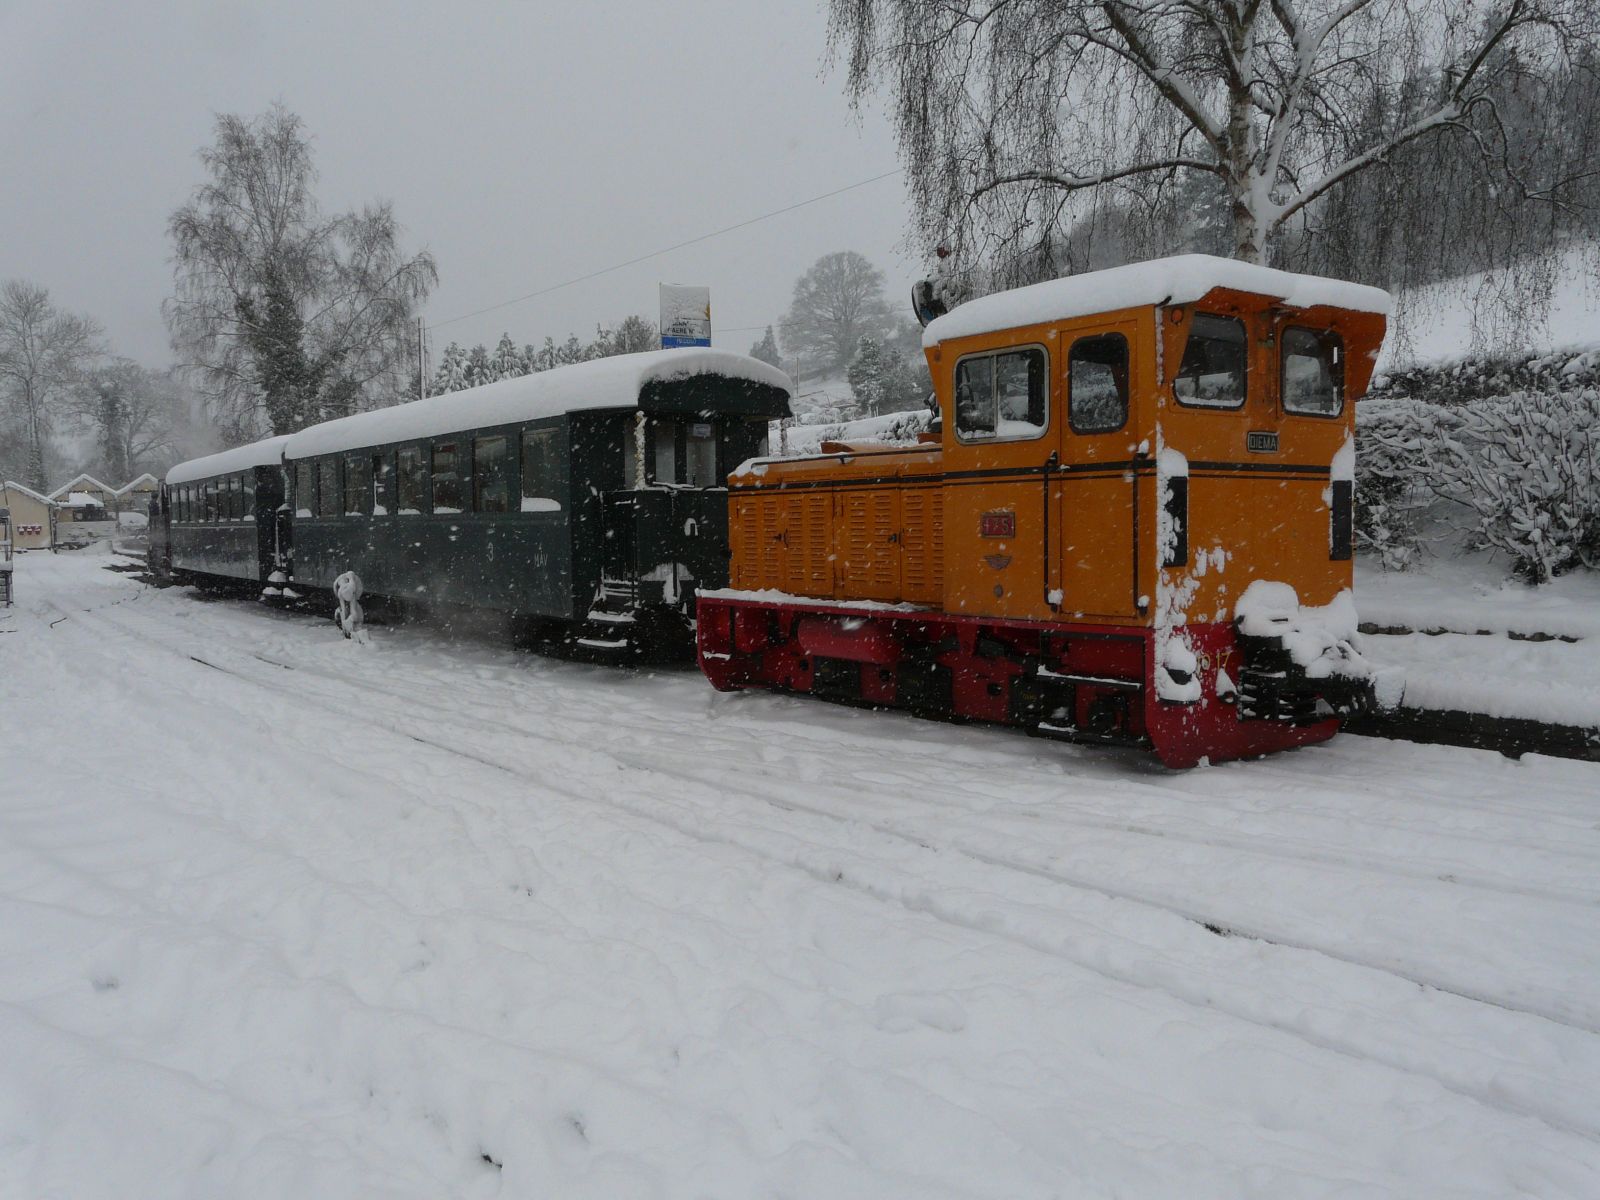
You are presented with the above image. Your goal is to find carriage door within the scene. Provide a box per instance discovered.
[1055,325,1140,620]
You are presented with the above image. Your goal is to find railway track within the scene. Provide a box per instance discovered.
[134,558,1600,764]
[45,582,1600,1144]
[115,573,1600,894]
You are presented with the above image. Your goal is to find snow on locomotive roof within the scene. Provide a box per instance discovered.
[166,435,292,486]
[923,253,1391,347]
[284,348,794,461]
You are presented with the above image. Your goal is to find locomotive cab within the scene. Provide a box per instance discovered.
[700,254,1390,768]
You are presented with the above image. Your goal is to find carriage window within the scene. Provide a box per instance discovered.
[473,436,511,513]
[521,429,561,512]
[1069,334,1130,433]
[686,420,718,487]
[344,455,371,515]
[317,458,340,518]
[230,475,243,520]
[398,446,427,514]
[432,441,463,513]
[204,480,218,522]
[1282,327,1344,416]
[241,473,255,520]
[372,453,394,515]
[955,347,1048,442]
[1174,313,1247,408]
[295,461,315,517]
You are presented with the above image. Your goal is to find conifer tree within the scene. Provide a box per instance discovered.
[749,325,782,368]
[847,335,887,417]
[432,342,469,394]
[490,333,526,381]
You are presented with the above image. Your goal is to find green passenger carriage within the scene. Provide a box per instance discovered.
[158,435,293,589]
[273,348,791,650]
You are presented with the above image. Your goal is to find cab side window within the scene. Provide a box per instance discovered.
[1282,327,1344,416]
[955,347,1048,442]
[1069,334,1130,433]
[1174,313,1247,409]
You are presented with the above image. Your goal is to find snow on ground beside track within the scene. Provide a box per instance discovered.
[1368,629,1600,727]
[1356,556,1600,726]
[3,550,1600,1198]
[1357,554,1600,640]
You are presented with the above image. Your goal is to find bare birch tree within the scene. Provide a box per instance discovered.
[0,281,103,490]
[829,0,1597,281]
[165,104,437,440]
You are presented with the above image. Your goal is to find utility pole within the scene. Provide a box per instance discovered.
[418,316,428,400]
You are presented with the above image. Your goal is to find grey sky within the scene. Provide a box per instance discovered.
[0,0,916,376]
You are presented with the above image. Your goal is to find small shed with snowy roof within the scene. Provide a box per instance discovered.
[114,473,160,514]
[0,482,57,550]
[47,474,117,514]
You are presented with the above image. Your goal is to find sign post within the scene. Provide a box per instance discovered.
[659,285,712,348]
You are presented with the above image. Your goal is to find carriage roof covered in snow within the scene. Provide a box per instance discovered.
[282,348,793,461]
[167,435,293,487]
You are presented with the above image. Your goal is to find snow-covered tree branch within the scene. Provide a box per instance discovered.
[829,0,1598,274]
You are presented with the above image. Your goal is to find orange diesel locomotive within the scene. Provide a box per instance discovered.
[695,254,1390,768]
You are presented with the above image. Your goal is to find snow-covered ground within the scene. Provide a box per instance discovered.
[1357,556,1600,727]
[4,548,1600,1198]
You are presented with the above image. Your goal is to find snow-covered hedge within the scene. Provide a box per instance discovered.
[1354,397,1456,571]
[1356,389,1600,583]
[1370,349,1600,404]
[1432,390,1600,583]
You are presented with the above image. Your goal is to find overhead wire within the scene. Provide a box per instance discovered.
[426,168,904,335]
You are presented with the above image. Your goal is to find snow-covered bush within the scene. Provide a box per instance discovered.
[1369,349,1600,405]
[1354,397,1453,570]
[1430,389,1600,583]
[778,408,933,457]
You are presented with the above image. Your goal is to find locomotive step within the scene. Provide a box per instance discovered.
[575,635,632,652]
[1036,667,1143,690]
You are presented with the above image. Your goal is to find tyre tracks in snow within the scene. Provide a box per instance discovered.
[61,588,1600,1145]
